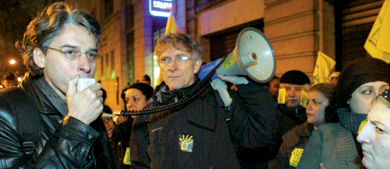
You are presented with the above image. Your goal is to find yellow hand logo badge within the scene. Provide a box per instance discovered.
[290,148,304,167]
[179,134,194,152]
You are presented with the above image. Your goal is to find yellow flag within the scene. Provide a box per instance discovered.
[311,51,336,86]
[155,11,179,88]
[165,11,179,35]
[364,0,390,63]
[155,61,163,88]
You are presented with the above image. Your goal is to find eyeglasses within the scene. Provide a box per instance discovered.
[45,47,102,62]
[158,56,194,66]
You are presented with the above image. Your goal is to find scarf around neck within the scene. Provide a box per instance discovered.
[337,108,367,136]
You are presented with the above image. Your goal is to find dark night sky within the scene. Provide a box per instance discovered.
[0,0,49,77]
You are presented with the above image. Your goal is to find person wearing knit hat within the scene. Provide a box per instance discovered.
[333,57,390,113]
[297,57,390,169]
[278,70,311,135]
[280,70,311,108]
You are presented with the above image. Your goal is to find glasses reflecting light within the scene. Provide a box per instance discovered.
[158,56,193,66]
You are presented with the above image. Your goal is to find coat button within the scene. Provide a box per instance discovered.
[88,134,94,139]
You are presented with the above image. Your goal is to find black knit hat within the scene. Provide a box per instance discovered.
[335,57,390,108]
[128,83,154,100]
[280,70,310,85]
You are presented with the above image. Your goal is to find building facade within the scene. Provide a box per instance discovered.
[87,0,384,110]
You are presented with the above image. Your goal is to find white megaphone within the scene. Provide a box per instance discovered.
[198,27,276,83]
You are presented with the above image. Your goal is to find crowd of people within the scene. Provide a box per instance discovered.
[1,2,390,169]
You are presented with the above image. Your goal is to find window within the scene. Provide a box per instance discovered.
[110,50,115,80]
[105,53,109,79]
[101,0,114,20]
[335,0,384,69]
[100,55,105,80]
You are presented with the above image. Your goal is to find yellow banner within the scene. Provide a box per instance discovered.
[364,0,390,63]
[311,51,335,86]
[165,11,179,35]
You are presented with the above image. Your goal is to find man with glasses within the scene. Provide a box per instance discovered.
[130,33,281,168]
[0,2,115,168]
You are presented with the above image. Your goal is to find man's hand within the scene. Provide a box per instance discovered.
[320,163,327,169]
[66,75,103,125]
[217,74,249,85]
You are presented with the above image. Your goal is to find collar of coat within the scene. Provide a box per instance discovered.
[20,73,66,116]
[150,78,218,131]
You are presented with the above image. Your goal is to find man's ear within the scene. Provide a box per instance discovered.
[193,58,203,74]
[33,48,45,68]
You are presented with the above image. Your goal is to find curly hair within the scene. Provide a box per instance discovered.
[155,33,204,61]
[15,2,101,77]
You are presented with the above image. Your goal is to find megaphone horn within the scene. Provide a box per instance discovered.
[198,27,276,83]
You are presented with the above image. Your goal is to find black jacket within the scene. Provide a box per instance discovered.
[0,73,115,168]
[111,118,133,169]
[278,104,307,135]
[130,79,281,168]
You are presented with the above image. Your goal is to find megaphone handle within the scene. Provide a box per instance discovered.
[190,56,228,95]
[218,88,232,106]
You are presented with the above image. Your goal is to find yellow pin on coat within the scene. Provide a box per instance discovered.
[123,147,131,165]
[290,148,304,167]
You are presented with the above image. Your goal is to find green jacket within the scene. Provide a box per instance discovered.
[296,123,363,169]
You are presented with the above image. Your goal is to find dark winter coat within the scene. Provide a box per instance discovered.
[0,73,115,168]
[130,79,281,168]
[278,104,307,135]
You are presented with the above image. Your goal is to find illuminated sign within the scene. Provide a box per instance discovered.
[149,0,173,17]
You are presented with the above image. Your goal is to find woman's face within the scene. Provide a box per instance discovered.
[306,90,329,128]
[349,81,389,114]
[125,88,148,111]
[357,99,390,168]
[101,116,115,138]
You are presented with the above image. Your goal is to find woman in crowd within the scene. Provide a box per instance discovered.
[269,83,334,168]
[297,57,390,168]
[102,105,116,140]
[112,83,154,169]
[124,83,153,115]
[357,89,390,169]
